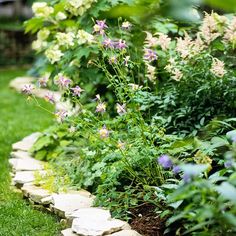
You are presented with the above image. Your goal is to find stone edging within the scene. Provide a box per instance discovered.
[9,77,142,236]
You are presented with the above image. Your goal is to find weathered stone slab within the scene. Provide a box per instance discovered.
[41,195,53,205]
[21,184,51,203]
[68,207,111,221]
[13,170,46,185]
[61,228,77,236]
[9,157,43,171]
[10,150,32,159]
[12,132,41,151]
[72,218,131,236]
[108,230,142,236]
[50,193,94,218]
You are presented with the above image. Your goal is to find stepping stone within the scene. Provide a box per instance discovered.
[68,207,111,221]
[12,132,41,151]
[13,170,46,185]
[61,228,77,236]
[108,230,142,236]
[50,193,94,218]
[9,77,34,92]
[21,184,51,203]
[10,150,32,159]
[9,157,43,171]
[41,195,53,205]
[72,217,131,236]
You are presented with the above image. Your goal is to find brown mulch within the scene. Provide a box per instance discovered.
[130,204,165,236]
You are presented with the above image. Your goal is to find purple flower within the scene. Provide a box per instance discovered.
[115,39,127,50]
[38,77,48,88]
[158,155,173,169]
[22,84,34,95]
[55,75,72,89]
[96,102,106,113]
[102,38,114,49]
[99,125,110,139]
[172,165,181,175]
[182,173,192,183]
[93,20,108,35]
[144,49,157,62]
[224,160,233,168]
[116,103,126,115]
[71,85,84,97]
[55,110,68,122]
[44,92,55,104]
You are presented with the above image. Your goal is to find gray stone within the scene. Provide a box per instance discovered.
[50,193,94,218]
[12,132,41,151]
[10,150,32,159]
[9,157,43,171]
[21,184,51,203]
[72,218,131,236]
[13,170,46,185]
[41,195,53,205]
[68,207,111,221]
[108,230,142,236]
[61,228,77,236]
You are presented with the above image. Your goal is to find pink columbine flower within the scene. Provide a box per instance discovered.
[96,102,106,113]
[116,103,126,115]
[115,39,127,50]
[144,49,157,62]
[55,110,68,122]
[102,38,114,49]
[44,92,55,104]
[22,84,34,95]
[71,85,84,97]
[99,125,110,139]
[38,76,48,88]
[93,20,108,35]
[121,21,132,30]
[56,76,72,89]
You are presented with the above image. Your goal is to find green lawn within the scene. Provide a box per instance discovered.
[0,68,61,236]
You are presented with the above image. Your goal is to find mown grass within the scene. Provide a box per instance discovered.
[0,68,61,236]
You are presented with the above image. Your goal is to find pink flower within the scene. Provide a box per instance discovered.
[71,85,84,97]
[144,49,157,62]
[55,75,72,89]
[93,20,108,35]
[99,125,110,139]
[55,110,68,122]
[44,92,55,104]
[22,84,34,95]
[102,38,114,49]
[115,39,127,50]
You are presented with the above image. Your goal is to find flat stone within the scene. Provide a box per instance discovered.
[72,218,131,236]
[108,230,142,236]
[9,157,43,171]
[68,207,111,221]
[12,132,41,151]
[13,170,46,185]
[10,150,32,159]
[51,193,94,218]
[41,195,53,205]
[9,77,34,92]
[61,228,77,236]
[21,184,51,203]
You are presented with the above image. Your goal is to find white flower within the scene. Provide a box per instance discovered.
[210,58,226,77]
[32,2,54,18]
[77,30,94,45]
[171,68,183,81]
[144,32,159,47]
[32,39,47,51]
[157,33,171,51]
[45,45,63,64]
[146,64,156,82]
[56,32,75,48]
[55,12,67,21]
[37,28,50,41]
